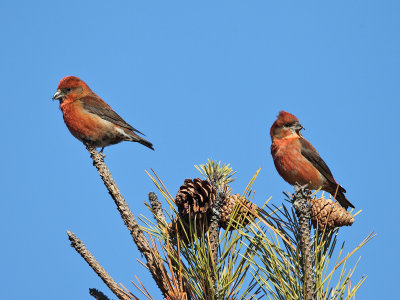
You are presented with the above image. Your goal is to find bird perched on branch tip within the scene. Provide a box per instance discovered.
[52,76,154,152]
[270,111,354,209]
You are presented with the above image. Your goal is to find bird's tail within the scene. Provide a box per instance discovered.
[137,136,154,150]
[123,129,154,150]
[333,185,354,209]
[128,131,154,150]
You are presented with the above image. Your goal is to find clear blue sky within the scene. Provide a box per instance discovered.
[1,1,399,299]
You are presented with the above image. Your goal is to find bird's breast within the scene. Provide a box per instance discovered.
[271,138,324,188]
[60,100,117,145]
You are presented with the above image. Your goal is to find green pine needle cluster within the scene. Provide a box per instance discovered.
[195,158,236,189]
[130,161,373,300]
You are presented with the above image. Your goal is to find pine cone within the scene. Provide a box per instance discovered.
[175,178,216,220]
[310,197,354,230]
[220,193,257,230]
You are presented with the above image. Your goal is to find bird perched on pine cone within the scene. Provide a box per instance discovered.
[270,111,354,209]
[52,76,154,152]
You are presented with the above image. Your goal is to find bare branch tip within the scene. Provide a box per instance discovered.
[89,288,111,300]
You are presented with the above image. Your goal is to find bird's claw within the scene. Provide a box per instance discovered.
[98,152,106,160]
[292,183,312,219]
[292,183,311,202]
[294,183,309,195]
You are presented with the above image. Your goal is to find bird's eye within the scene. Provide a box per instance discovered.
[284,123,292,128]
[64,88,72,93]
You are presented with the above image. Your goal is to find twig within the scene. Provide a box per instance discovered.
[208,189,226,291]
[85,145,169,296]
[148,192,192,299]
[148,192,167,227]
[292,184,314,300]
[67,231,130,300]
[89,288,111,300]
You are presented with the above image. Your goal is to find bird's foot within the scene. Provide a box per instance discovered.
[98,152,106,160]
[83,142,106,161]
[292,183,312,219]
[98,147,107,160]
[293,183,310,198]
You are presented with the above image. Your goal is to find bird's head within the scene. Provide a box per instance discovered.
[52,76,89,102]
[270,111,304,140]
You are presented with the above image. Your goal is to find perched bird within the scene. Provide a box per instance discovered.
[52,76,154,152]
[270,111,354,209]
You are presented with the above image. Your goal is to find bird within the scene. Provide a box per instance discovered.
[52,76,154,152]
[270,111,354,209]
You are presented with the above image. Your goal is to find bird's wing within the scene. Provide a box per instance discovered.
[299,138,346,193]
[79,95,145,136]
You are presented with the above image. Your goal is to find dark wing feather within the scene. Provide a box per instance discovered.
[299,138,345,192]
[300,138,353,208]
[80,95,145,136]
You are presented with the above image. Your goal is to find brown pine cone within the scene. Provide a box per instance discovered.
[175,178,216,220]
[220,193,257,230]
[310,197,354,230]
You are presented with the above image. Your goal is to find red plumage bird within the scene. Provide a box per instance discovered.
[270,111,354,209]
[52,76,154,151]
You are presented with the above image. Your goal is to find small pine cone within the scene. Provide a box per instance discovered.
[311,198,354,230]
[220,193,257,230]
[175,178,216,220]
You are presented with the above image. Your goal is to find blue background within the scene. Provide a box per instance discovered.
[1,1,398,299]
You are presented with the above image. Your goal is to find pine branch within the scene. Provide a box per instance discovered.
[67,231,130,300]
[208,189,226,291]
[85,145,170,296]
[292,184,314,300]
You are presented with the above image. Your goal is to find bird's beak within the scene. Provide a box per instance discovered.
[294,122,305,132]
[52,89,64,101]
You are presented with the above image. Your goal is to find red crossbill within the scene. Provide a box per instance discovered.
[52,76,154,151]
[270,111,354,209]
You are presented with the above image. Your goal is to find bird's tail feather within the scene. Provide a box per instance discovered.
[137,137,154,150]
[121,128,154,150]
[129,133,154,150]
[334,188,354,209]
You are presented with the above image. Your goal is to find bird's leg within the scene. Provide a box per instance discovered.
[99,150,106,160]
[84,142,106,161]
[98,147,106,160]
